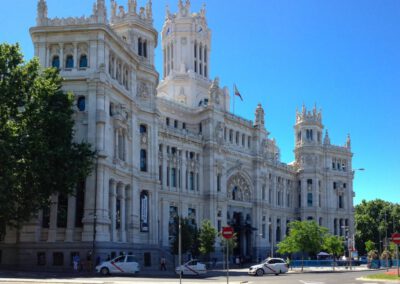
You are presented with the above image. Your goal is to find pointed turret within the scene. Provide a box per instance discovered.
[146,0,153,22]
[346,134,351,149]
[93,0,107,24]
[254,103,265,129]
[36,0,48,26]
[324,130,330,145]
[128,0,137,14]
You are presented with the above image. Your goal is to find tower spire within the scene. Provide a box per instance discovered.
[36,0,48,26]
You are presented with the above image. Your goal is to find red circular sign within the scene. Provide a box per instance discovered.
[222,226,234,239]
[392,233,400,244]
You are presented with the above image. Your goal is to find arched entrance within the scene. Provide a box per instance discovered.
[226,173,254,261]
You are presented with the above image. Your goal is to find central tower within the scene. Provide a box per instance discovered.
[157,0,212,107]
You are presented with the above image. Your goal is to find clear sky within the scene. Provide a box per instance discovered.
[1,0,399,205]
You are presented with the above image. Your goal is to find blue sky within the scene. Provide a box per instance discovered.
[1,0,399,205]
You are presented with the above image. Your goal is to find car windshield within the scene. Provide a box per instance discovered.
[113,256,125,263]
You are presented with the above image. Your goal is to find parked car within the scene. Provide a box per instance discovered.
[95,255,140,275]
[248,257,288,276]
[175,259,207,276]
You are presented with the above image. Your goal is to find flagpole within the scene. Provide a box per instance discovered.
[233,84,235,114]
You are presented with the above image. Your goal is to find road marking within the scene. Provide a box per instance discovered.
[299,281,325,284]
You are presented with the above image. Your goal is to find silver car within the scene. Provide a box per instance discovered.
[248,257,289,276]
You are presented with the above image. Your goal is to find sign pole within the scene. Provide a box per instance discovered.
[227,240,229,284]
[397,244,399,277]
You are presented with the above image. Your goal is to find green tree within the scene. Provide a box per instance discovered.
[365,240,375,253]
[355,199,400,255]
[322,234,344,270]
[198,220,217,259]
[0,43,95,237]
[277,220,328,271]
[170,217,196,256]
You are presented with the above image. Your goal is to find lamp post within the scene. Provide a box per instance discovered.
[177,148,182,284]
[269,220,273,257]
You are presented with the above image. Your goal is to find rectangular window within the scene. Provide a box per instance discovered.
[217,174,221,192]
[190,172,194,191]
[185,170,188,189]
[307,192,313,207]
[159,165,162,183]
[182,122,186,129]
[339,195,343,208]
[217,220,222,232]
[53,252,64,266]
[199,122,202,133]
[37,252,46,266]
[333,182,337,189]
[171,168,177,187]
[144,252,151,267]
[262,224,266,239]
[166,167,170,186]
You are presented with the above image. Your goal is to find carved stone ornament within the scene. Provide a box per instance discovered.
[227,174,251,202]
[137,81,149,98]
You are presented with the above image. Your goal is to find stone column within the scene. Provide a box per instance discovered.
[47,194,58,242]
[120,186,126,242]
[59,43,64,69]
[65,193,77,242]
[73,42,78,69]
[110,182,117,241]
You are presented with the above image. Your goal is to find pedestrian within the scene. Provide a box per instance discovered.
[73,254,80,272]
[286,256,291,270]
[160,256,167,271]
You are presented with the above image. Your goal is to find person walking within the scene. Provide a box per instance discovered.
[160,256,167,271]
[73,254,80,272]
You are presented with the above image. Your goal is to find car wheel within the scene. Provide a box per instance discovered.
[100,267,109,276]
[256,269,264,276]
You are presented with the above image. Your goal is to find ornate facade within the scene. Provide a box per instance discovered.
[0,0,355,270]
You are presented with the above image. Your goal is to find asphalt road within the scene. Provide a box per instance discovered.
[0,269,392,284]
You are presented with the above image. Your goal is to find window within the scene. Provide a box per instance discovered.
[333,182,337,189]
[77,96,85,111]
[262,224,266,239]
[75,180,85,227]
[42,205,50,228]
[53,252,64,266]
[307,179,312,190]
[190,172,194,190]
[159,165,162,183]
[174,120,178,128]
[182,122,186,129]
[339,195,343,208]
[232,186,237,200]
[167,167,170,186]
[199,122,202,133]
[140,124,147,133]
[140,149,147,172]
[79,55,88,68]
[262,185,266,200]
[52,55,60,68]
[229,129,233,142]
[138,38,143,56]
[37,252,46,266]
[143,41,147,58]
[65,55,74,68]
[235,132,239,144]
[57,193,68,228]
[166,117,170,126]
[171,168,177,187]
[307,193,313,207]
[217,174,221,192]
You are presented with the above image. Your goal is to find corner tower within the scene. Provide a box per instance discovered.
[157,1,212,107]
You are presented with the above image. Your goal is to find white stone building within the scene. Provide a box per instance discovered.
[0,0,356,270]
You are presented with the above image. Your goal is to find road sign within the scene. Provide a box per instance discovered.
[392,233,400,244]
[221,226,234,239]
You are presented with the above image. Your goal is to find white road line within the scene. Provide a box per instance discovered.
[299,280,325,284]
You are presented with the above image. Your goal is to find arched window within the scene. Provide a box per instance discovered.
[52,55,60,68]
[79,55,88,68]
[140,124,147,134]
[140,149,147,172]
[65,55,74,68]
[232,186,238,200]
[138,38,143,56]
[77,96,85,111]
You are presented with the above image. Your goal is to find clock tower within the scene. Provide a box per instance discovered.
[157,0,215,108]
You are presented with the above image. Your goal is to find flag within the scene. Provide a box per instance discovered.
[234,84,243,101]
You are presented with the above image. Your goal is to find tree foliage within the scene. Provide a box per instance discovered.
[322,234,344,270]
[170,217,197,256]
[0,43,95,236]
[198,220,217,257]
[277,220,328,270]
[355,199,400,255]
